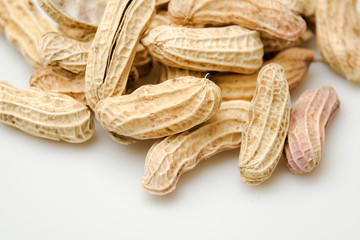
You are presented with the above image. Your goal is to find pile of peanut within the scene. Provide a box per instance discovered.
[1,0,357,195]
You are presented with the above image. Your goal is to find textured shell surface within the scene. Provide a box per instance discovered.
[160,64,205,83]
[85,0,156,110]
[142,25,264,74]
[262,29,314,53]
[0,81,94,143]
[285,86,340,174]
[30,66,86,104]
[168,0,307,41]
[0,0,57,69]
[142,100,250,195]
[276,0,316,17]
[95,76,222,140]
[214,48,314,101]
[37,0,108,31]
[39,32,91,74]
[148,10,173,31]
[316,0,360,83]
[238,63,291,185]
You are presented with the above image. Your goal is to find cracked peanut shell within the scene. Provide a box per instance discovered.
[85,0,155,109]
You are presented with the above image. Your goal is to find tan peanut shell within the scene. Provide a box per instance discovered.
[142,25,264,74]
[168,0,306,41]
[285,86,340,174]
[238,63,290,185]
[316,0,360,83]
[30,66,87,104]
[85,0,155,109]
[142,100,250,195]
[39,32,91,74]
[160,64,205,83]
[276,0,316,17]
[0,81,94,143]
[262,29,314,53]
[0,0,57,69]
[29,66,139,106]
[58,25,96,42]
[148,11,173,31]
[95,76,222,140]
[214,48,314,101]
[37,0,108,32]
[133,44,153,77]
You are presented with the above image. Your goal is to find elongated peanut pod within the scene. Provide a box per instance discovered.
[238,63,290,185]
[168,0,306,41]
[39,32,91,74]
[142,25,264,74]
[316,0,360,83]
[285,86,340,174]
[0,0,57,69]
[0,81,94,143]
[142,100,250,195]
[95,76,222,140]
[85,0,155,109]
[214,48,314,101]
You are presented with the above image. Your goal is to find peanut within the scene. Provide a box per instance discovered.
[316,0,360,83]
[0,81,94,143]
[142,100,250,195]
[133,44,153,78]
[39,32,91,74]
[85,0,155,109]
[214,48,315,101]
[95,76,222,140]
[168,0,306,41]
[142,25,264,74]
[29,66,139,106]
[30,66,87,104]
[285,86,340,174]
[262,29,314,53]
[0,0,57,69]
[159,64,205,83]
[238,63,290,185]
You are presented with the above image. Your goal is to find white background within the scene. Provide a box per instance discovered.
[0,2,360,240]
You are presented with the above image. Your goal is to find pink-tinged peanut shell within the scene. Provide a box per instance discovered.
[285,86,340,174]
[95,76,222,140]
[238,63,291,185]
[0,81,94,143]
[168,0,306,41]
[142,100,250,195]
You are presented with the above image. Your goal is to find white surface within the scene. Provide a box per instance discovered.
[1,4,360,240]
